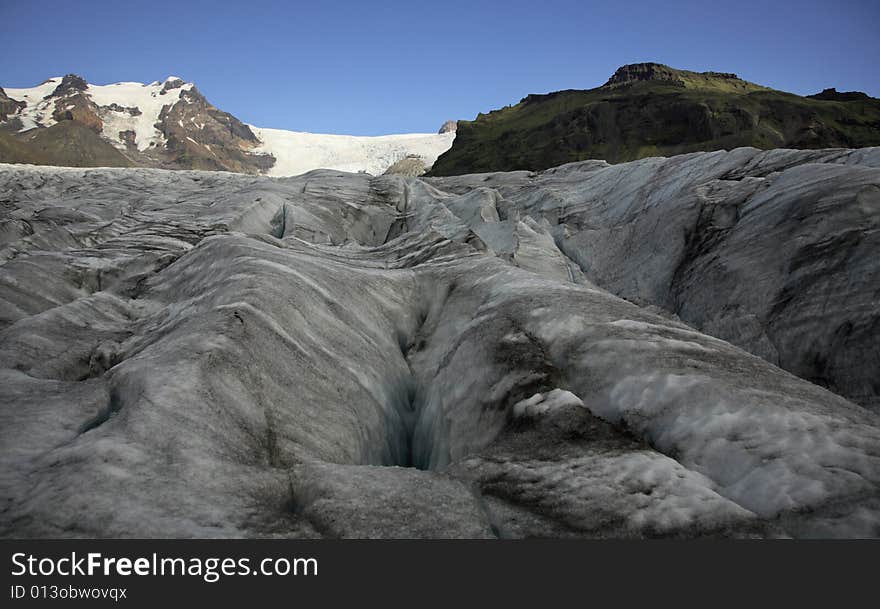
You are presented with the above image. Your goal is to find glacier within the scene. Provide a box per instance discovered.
[1,146,879,538]
[249,126,455,177]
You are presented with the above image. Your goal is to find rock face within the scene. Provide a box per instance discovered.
[808,88,872,102]
[430,63,880,176]
[1,146,879,539]
[0,75,456,176]
[0,87,25,122]
[49,74,89,97]
[383,155,427,176]
[154,86,272,173]
[438,120,458,134]
[605,62,692,86]
[48,76,104,133]
[605,63,744,88]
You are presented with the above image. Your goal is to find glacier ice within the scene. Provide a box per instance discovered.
[1,146,879,538]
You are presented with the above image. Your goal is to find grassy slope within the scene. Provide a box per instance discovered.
[430,73,880,176]
[0,122,132,168]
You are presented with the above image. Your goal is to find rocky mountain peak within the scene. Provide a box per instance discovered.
[161,77,186,95]
[153,82,271,173]
[438,120,458,134]
[49,74,89,98]
[44,74,103,133]
[604,63,685,86]
[603,63,744,89]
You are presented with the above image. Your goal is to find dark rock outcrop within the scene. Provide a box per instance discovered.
[160,78,185,94]
[0,88,25,122]
[808,88,872,102]
[48,74,88,98]
[106,103,141,116]
[51,94,103,133]
[604,62,691,86]
[118,129,137,149]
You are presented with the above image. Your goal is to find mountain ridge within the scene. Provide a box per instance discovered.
[429,62,880,175]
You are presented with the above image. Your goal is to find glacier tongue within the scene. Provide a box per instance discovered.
[1,146,880,538]
[249,126,456,177]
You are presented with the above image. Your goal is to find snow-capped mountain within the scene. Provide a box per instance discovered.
[0,74,455,176]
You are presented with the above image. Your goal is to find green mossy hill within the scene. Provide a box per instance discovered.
[429,63,880,176]
[0,122,132,168]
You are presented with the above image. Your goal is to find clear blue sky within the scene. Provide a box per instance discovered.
[2,0,878,135]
